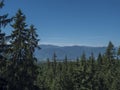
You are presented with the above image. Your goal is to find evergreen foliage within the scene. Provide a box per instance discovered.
[6,9,39,90]
[0,0,13,89]
[36,42,120,90]
[1,1,120,90]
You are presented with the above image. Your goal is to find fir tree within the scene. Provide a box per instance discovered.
[7,9,39,90]
[117,46,120,59]
[63,55,68,71]
[105,41,115,63]
[52,52,57,78]
[80,52,87,72]
[97,53,103,65]
[0,0,12,89]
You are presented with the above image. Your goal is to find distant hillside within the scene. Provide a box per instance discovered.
[35,45,106,61]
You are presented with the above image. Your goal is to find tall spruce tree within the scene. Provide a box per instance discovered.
[117,46,120,59]
[7,9,39,90]
[52,52,57,78]
[63,55,68,71]
[80,52,87,71]
[0,0,13,89]
[88,53,97,90]
[105,41,115,63]
[0,0,12,71]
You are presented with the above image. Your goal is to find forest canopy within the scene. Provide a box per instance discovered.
[0,1,120,90]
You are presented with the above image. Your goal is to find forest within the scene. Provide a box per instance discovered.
[0,1,120,90]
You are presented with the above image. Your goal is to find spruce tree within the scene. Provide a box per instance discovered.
[0,0,12,71]
[47,58,50,69]
[76,57,79,67]
[63,55,68,71]
[105,42,120,90]
[52,52,57,78]
[88,53,97,90]
[7,9,39,90]
[0,0,12,89]
[97,53,103,65]
[105,41,115,64]
[80,52,87,71]
[117,46,120,59]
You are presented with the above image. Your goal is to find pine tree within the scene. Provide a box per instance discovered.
[7,9,39,90]
[80,52,87,71]
[47,58,50,69]
[97,53,103,65]
[105,41,115,64]
[88,53,97,90]
[61,55,74,90]
[0,0,12,71]
[63,55,68,71]
[72,53,90,90]
[76,57,79,67]
[52,52,57,78]
[117,46,120,59]
[103,42,118,90]
[0,0,13,89]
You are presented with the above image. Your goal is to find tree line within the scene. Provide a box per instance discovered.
[36,41,120,90]
[1,1,120,90]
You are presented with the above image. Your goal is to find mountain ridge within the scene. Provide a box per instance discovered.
[35,44,107,61]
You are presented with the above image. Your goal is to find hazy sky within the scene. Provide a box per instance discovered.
[1,0,120,46]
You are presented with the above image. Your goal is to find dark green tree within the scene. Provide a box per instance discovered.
[80,52,87,71]
[88,53,98,90]
[63,55,68,71]
[103,42,119,90]
[117,46,120,59]
[73,53,89,90]
[0,0,12,72]
[52,52,57,78]
[76,57,79,67]
[7,9,39,90]
[0,0,13,89]
[97,53,103,65]
[47,58,50,69]
[105,41,115,64]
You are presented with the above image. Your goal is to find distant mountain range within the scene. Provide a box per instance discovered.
[35,45,107,61]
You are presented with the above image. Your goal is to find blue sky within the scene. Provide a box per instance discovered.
[1,0,120,46]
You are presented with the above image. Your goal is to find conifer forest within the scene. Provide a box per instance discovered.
[0,1,120,90]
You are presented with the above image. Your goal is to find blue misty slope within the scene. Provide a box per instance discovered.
[35,45,106,61]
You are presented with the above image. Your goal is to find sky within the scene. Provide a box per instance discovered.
[1,0,120,46]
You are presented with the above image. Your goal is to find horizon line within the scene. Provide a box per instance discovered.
[39,43,108,47]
